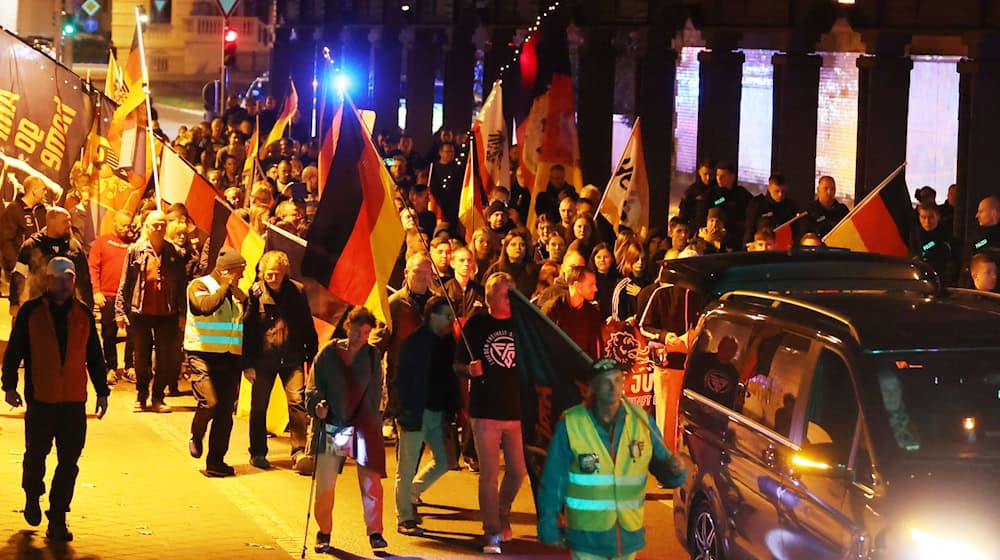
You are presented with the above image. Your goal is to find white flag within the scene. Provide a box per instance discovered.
[473,80,509,190]
[598,117,649,237]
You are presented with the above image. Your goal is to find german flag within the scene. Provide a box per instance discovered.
[303,96,403,327]
[159,144,262,290]
[458,136,487,244]
[824,163,910,257]
[261,79,298,158]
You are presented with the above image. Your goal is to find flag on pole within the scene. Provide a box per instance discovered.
[458,137,487,244]
[597,117,649,238]
[771,211,808,250]
[473,80,510,191]
[261,79,298,158]
[243,116,260,188]
[823,163,910,256]
[303,95,404,327]
[517,6,582,231]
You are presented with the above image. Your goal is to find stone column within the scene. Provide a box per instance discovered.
[577,28,616,189]
[443,9,477,132]
[371,27,403,135]
[957,35,1000,242]
[696,48,744,169]
[854,38,911,200]
[404,28,437,153]
[771,52,822,205]
[638,37,678,230]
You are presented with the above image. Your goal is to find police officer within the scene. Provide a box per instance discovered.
[185,248,247,477]
[538,358,687,560]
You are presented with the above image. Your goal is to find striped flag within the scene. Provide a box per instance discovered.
[824,163,910,256]
[458,137,486,244]
[598,117,649,238]
[304,96,404,327]
[243,116,260,190]
[517,6,582,231]
[159,144,263,290]
[261,79,298,158]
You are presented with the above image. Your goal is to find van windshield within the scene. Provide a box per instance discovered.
[871,350,1000,459]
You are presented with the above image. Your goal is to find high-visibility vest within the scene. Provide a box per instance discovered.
[184,275,243,355]
[564,401,652,532]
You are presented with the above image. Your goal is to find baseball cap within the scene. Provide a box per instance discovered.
[588,358,625,382]
[47,257,76,278]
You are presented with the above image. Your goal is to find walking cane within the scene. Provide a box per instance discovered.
[300,397,323,558]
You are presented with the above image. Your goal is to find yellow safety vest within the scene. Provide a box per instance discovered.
[183,275,243,355]
[564,401,652,532]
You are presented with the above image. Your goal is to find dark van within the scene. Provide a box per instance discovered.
[673,289,999,560]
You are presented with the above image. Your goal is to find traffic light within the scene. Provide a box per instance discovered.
[223,27,237,67]
[60,12,76,36]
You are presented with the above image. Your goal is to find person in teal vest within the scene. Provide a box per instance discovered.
[184,247,247,477]
[538,358,687,560]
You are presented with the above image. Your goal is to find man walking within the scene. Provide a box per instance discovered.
[538,358,687,560]
[185,248,247,477]
[0,175,47,294]
[454,272,528,554]
[115,211,187,412]
[394,296,458,536]
[3,257,109,541]
[88,210,136,385]
[243,250,318,472]
[10,207,93,317]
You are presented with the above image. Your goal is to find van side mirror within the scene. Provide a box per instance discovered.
[790,453,854,481]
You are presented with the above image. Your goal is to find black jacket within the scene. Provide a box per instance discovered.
[242,277,318,371]
[700,184,753,251]
[744,194,800,245]
[909,226,958,287]
[804,199,850,238]
[395,325,458,431]
[678,179,714,228]
[11,231,93,308]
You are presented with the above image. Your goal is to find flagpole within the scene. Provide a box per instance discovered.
[823,162,906,242]
[134,6,161,211]
[773,211,809,232]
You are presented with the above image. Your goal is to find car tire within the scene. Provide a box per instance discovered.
[688,499,725,560]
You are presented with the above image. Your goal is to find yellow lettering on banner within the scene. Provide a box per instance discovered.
[41,96,77,171]
[14,118,43,154]
[0,89,20,142]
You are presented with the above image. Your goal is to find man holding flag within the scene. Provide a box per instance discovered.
[538,358,687,560]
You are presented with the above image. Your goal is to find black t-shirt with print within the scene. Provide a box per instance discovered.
[456,314,521,420]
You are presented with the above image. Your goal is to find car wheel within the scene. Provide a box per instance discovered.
[689,500,725,560]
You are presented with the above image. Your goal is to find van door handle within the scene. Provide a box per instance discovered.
[762,444,776,467]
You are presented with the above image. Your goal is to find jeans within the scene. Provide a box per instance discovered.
[22,401,86,514]
[395,409,449,523]
[314,453,383,535]
[471,418,527,535]
[98,296,133,371]
[188,352,242,467]
[130,313,180,403]
[248,366,307,458]
[571,551,637,560]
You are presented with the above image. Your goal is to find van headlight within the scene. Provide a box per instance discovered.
[906,527,987,560]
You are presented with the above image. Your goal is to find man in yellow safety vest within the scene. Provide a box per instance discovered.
[538,358,687,560]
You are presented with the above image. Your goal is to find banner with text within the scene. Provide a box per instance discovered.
[0,30,97,188]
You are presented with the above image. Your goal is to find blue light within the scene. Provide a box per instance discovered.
[334,73,350,94]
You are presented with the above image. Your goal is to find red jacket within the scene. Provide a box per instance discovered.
[88,233,130,297]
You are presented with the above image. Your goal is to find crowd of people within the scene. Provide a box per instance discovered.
[1,95,998,557]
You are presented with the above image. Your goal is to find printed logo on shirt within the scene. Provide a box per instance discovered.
[483,329,516,368]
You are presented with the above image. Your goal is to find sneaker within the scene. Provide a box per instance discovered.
[250,455,271,469]
[23,495,41,526]
[482,533,502,554]
[369,532,388,549]
[45,511,73,542]
[105,371,118,386]
[464,459,480,473]
[150,401,172,413]
[122,368,137,383]
[314,531,331,553]
[292,453,315,476]
[397,520,424,536]
[501,525,513,543]
[133,400,148,412]
[205,463,236,477]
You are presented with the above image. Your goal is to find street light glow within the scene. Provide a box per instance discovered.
[334,73,350,93]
